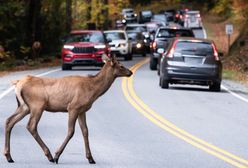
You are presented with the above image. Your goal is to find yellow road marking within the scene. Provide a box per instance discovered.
[122,58,248,168]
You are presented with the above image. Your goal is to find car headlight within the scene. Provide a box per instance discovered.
[94,44,106,49]
[136,43,142,48]
[119,43,126,48]
[63,45,74,50]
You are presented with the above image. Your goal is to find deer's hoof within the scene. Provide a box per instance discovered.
[54,158,59,164]
[88,158,96,164]
[7,158,14,163]
[49,158,55,163]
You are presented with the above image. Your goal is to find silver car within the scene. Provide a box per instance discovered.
[104,30,132,60]
[159,37,222,91]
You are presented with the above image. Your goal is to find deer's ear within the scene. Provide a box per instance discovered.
[110,55,117,66]
[102,54,110,63]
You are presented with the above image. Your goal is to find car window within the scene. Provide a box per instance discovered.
[152,15,166,21]
[142,11,152,16]
[157,29,194,38]
[67,32,105,43]
[126,26,147,32]
[127,32,143,41]
[175,41,214,56]
[105,32,126,40]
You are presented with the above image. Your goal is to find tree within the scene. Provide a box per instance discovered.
[66,0,72,33]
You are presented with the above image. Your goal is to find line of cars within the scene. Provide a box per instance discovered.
[61,7,222,91]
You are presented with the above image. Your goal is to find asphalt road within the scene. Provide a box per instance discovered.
[0,55,248,168]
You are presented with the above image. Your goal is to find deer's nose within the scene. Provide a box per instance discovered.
[127,70,133,77]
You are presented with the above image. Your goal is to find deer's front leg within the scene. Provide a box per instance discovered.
[78,112,95,164]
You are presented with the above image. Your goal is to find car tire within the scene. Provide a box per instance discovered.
[62,64,72,70]
[150,57,157,70]
[157,64,160,76]
[160,76,169,89]
[124,54,132,61]
[209,82,221,92]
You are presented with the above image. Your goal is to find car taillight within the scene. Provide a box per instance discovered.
[152,41,157,50]
[167,40,177,58]
[176,14,179,18]
[197,14,201,18]
[185,14,189,18]
[211,43,219,61]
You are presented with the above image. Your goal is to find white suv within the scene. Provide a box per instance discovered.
[184,10,202,29]
[104,30,132,60]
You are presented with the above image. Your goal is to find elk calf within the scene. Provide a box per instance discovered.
[4,56,132,164]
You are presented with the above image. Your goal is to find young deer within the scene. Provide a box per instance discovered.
[4,56,132,164]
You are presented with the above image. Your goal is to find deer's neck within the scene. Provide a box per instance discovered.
[93,65,116,98]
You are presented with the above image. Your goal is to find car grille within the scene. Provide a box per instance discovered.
[72,47,95,53]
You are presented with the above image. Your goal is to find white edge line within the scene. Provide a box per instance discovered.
[0,68,60,100]
[221,85,248,103]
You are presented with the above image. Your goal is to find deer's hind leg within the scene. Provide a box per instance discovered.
[26,105,54,163]
[78,112,95,164]
[4,103,29,163]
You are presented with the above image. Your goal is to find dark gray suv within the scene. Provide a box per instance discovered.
[159,37,222,91]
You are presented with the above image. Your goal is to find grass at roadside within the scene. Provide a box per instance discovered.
[0,56,61,77]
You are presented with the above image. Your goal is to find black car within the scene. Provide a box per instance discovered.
[150,27,195,71]
[164,9,177,22]
[159,37,222,91]
[127,31,146,56]
[139,10,153,23]
[151,14,168,26]
[125,24,151,53]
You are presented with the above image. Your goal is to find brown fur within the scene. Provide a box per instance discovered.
[4,56,132,164]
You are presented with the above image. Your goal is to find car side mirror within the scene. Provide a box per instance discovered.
[128,37,132,41]
[157,48,165,54]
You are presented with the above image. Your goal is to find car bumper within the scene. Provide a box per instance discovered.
[163,66,222,85]
[110,47,129,55]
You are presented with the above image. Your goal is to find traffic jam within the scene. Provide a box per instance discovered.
[61,8,222,91]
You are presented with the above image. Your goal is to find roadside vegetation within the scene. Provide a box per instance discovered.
[0,0,247,83]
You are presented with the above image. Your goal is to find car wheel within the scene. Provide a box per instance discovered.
[160,76,169,89]
[157,63,160,76]
[150,57,157,70]
[62,64,71,70]
[209,82,221,92]
[124,54,132,61]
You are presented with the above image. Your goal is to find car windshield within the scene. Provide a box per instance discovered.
[175,41,214,56]
[66,32,105,43]
[142,11,152,16]
[127,32,143,41]
[157,29,194,38]
[123,9,133,14]
[126,26,147,32]
[152,15,166,21]
[105,32,126,40]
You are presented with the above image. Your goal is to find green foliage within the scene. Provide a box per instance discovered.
[210,0,233,18]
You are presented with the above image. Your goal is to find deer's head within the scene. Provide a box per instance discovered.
[103,55,133,78]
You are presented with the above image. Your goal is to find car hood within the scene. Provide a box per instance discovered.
[109,40,127,45]
[64,42,103,47]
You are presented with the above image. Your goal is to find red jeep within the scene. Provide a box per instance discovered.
[61,30,110,70]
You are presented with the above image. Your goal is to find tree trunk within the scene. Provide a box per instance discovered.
[26,0,42,58]
[66,0,72,33]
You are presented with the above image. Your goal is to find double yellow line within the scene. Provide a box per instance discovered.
[122,58,248,168]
